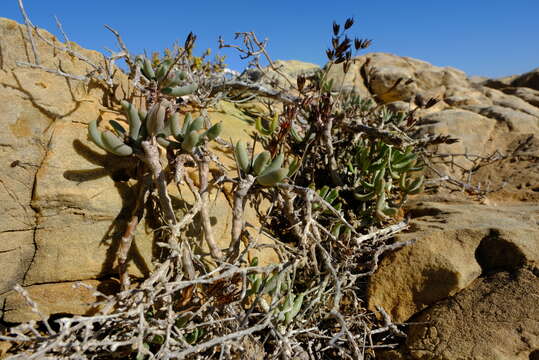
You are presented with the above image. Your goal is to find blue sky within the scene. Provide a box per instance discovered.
[2,1,538,78]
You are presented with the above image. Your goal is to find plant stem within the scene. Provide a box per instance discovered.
[117,183,148,290]
[228,175,255,260]
[141,139,195,279]
[198,154,223,259]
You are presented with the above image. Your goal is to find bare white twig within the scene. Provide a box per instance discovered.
[16,61,88,81]
[12,285,54,336]
[354,220,408,245]
[330,310,363,360]
[53,15,70,48]
[17,0,39,64]
[104,24,135,71]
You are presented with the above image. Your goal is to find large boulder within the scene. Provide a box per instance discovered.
[510,67,539,91]
[501,86,539,108]
[0,16,133,321]
[415,109,497,170]
[339,53,485,105]
[483,87,539,118]
[405,268,539,360]
[325,56,372,98]
[367,196,539,322]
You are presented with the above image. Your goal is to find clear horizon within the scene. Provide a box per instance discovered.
[2,1,538,78]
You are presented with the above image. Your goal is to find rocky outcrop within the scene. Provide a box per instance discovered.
[348,55,539,358]
[328,53,487,106]
[1,17,538,358]
[368,197,539,322]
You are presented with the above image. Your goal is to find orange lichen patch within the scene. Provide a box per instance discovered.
[9,114,33,138]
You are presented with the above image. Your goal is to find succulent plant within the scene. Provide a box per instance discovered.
[281,291,305,325]
[141,56,155,80]
[252,151,271,175]
[348,140,424,221]
[88,100,222,156]
[255,113,279,136]
[245,262,304,326]
[146,101,168,136]
[88,119,134,157]
[136,54,198,98]
[313,185,341,212]
[163,112,222,153]
[260,153,284,175]
[234,142,289,187]
[256,168,289,187]
[161,83,198,97]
